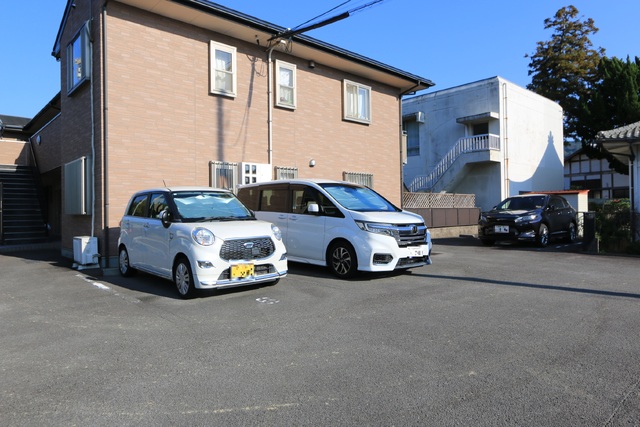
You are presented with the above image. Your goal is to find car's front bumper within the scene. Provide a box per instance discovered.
[354,229,433,272]
[478,222,541,242]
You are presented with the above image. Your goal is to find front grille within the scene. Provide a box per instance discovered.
[397,223,427,247]
[220,237,275,261]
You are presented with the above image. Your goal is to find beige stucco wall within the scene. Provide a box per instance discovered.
[0,140,29,165]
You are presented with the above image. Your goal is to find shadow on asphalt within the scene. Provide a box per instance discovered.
[0,236,592,300]
[432,236,588,254]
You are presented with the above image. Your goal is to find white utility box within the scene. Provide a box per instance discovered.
[73,236,98,265]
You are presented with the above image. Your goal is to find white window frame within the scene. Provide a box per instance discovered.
[275,166,298,180]
[210,161,238,191]
[66,23,91,94]
[343,79,371,124]
[275,60,296,109]
[210,41,237,97]
[343,171,373,188]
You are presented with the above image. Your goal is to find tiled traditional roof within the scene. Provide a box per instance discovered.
[596,121,640,141]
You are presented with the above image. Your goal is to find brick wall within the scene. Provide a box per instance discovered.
[55,1,405,258]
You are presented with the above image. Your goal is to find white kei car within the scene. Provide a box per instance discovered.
[118,187,287,298]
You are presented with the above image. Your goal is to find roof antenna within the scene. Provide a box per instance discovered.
[163,180,167,186]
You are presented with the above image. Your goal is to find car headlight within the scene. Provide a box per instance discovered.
[192,227,215,246]
[355,221,399,239]
[271,224,282,241]
[515,213,541,223]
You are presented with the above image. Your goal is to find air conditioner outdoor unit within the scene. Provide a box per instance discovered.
[73,236,99,266]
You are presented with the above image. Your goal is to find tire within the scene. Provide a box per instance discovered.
[537,223,550,247]
[174,256,196,299]
[328,241,358,279]
[118,246,136,277]
[566,222,577,243]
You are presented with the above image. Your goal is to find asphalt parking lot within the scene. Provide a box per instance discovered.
[1,238,639,426]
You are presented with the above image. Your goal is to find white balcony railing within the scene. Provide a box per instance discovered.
[408,134,500,192]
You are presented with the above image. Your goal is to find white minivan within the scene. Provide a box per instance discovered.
[237,179,432,278]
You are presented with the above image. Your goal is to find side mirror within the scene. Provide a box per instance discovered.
[160,209,172,228]
[307,203,320,214]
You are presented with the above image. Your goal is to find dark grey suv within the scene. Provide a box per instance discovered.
[478,194,577,247]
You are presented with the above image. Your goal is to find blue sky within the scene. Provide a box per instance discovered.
[1,0,638,118]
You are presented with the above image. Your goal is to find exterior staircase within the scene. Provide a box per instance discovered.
[408,134,501,193]
[0,164,49,245]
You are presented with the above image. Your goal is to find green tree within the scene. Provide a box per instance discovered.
[575,56,640,173]
[526,5,605,142]
[576,56,640,141]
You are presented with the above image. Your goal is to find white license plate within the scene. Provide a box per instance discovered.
[231,263,254,278]
[408,247,424,257]
[494,225,509,233]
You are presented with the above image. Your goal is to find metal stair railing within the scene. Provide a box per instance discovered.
[408,134,500,192]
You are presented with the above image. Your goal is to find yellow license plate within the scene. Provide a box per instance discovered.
[231,264,254,278]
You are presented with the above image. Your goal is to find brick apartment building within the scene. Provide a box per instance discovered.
[26,0,433,266]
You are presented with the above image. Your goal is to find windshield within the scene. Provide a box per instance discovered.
[172,191,254,222]
[320,184,399,212]
[495,196,546,211]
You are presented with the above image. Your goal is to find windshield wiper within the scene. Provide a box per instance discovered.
[191,216,255,222]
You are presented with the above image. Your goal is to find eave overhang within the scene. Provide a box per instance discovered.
[53,0,434,94]
[595,121,640,164]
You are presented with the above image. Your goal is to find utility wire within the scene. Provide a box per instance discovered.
[292,0,387,32]
[293,1,352,30]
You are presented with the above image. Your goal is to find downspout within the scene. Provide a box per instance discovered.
[502,82,509,198]
[266,44,278,165]
[102,2,111,267]
[266,40,286,166]
[89,21,96,239]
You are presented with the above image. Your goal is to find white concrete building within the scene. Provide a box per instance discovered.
[402,77,564,211]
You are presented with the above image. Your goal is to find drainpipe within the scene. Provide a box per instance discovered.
[502,82,510,198]
[266,41,282,165]
[102,2,111,267]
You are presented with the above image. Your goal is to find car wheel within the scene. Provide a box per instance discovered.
[118,246,136,277]
[328,241,357,279]
[174,256,196,299]
[537,223,550,247]
[566,222,577,243]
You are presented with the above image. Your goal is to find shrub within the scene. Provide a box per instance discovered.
[595,199,633,253]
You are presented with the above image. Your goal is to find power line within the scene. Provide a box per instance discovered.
[271,0,388,41]
[293,1,352,31]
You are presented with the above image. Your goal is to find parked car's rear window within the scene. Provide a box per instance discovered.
[127,194,148,217]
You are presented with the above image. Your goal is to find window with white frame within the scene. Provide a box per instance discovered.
[210,161,238,191]
[343,80,371,123]
[275,166,298,180]
[276,60,296,109]
[210,41,237,97]
[67,23,91,94]
[343,171,373,188]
